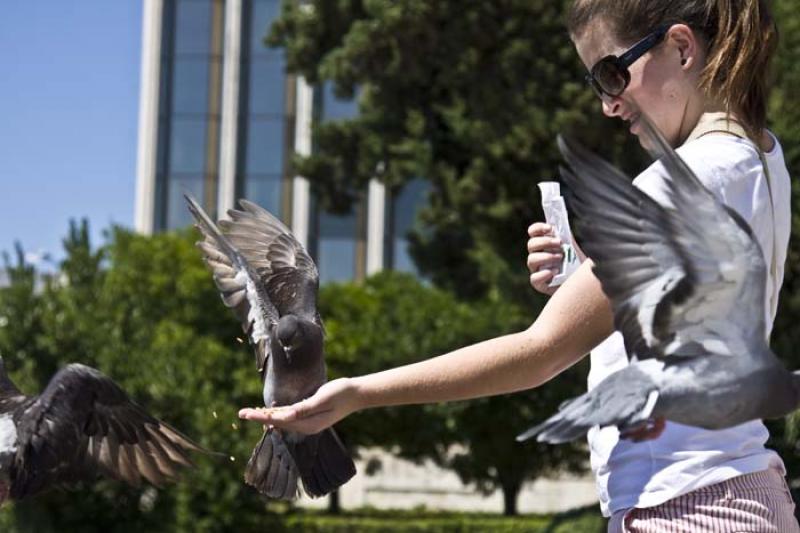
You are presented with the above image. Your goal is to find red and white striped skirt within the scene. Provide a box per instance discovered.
[608,469,799,532]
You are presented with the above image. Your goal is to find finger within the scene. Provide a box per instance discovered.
[527,236,562,254]
[527,252,562,273]
[529,270,555,292]
[238,408,279,423]
[528,222,553,238]
[238,406,296,423]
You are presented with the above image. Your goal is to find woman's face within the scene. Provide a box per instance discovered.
[573,18,701,147]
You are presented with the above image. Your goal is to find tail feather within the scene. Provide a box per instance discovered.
[517,367,660,444]
[517,395,595,444]
[244,430,299,500]
[293,428,356,498]
[245,427,355,499]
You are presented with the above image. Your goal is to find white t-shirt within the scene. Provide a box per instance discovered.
[587,132,792,517]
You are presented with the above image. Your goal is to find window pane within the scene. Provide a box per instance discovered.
[174,0,212,55]
[388,179,428,273]
[156,118,170,174]
[316,211,357,283]
[392,241,417,273]
[244,119,284,174]
[248,57,286,115]
[172,59,210,114]
[318,239,357,283]
[169,119,208,173]
[250,0,281,55]
[242,174,282,216]
[322,82,357,121]
[166,174,205,229]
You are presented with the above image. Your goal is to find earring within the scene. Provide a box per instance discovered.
[681,58,687,66]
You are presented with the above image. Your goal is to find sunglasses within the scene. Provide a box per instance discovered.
[585,24,670,99]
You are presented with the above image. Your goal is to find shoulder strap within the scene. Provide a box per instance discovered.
[685,111,749,142]
[685,112,779,328]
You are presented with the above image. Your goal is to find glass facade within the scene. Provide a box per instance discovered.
[155,0,225,230]
[236,0,288,217]
[385,178,429,274]
[308,83,365,283]
[140,0,428,283]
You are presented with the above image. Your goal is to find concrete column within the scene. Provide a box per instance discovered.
[217,0,243,218]
[366,179,386,275]
[134,0,164,234]
[291,77,314,249]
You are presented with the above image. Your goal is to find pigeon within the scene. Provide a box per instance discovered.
[0,357,206,503]
[185,195,356,500]
[517,113,800,445]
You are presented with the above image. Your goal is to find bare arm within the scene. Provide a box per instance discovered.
[239,260,614,433]
[357,259,612,406]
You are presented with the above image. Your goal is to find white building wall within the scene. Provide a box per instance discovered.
[298,448,598,514]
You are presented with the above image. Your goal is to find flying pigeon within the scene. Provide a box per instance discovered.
[517,114,800,445]
[0,358,206,503]
[185,195,356,500]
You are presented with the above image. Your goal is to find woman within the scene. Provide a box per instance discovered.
[241,1,797,530]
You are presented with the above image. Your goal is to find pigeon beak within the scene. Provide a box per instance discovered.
[283,345,293,364]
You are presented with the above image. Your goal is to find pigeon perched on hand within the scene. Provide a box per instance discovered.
[518,114,800,445]
[0,358,206,503]
[185,195,355,500]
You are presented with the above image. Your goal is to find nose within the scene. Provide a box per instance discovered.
[601,95,623,118]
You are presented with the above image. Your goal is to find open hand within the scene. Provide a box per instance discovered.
[238,378,360,435]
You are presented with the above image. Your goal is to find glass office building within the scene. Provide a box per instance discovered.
[135,0,426,282]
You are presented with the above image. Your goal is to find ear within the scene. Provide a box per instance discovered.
[666,24,702,70]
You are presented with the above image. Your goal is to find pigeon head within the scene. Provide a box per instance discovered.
[276,316,301,363]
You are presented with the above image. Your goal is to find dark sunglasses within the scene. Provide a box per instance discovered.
[585,24,670,99]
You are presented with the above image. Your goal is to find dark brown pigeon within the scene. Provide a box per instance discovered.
[0,358,206,503]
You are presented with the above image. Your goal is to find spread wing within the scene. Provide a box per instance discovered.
[222,200,322,327]
[557,113,767,361]
[11,364,205,499]
[185,195,279,375]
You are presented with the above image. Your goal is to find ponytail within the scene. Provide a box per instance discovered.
[700,0,777,138]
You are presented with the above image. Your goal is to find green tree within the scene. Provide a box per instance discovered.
[268,0,640,305]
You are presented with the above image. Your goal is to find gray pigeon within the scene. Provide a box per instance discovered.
[517,114,800,445]
[185,195,356,500]
[0,357,206,503]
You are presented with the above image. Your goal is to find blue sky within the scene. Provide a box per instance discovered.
[0,1,142,267]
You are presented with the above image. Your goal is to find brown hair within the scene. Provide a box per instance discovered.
[567,0,778,138]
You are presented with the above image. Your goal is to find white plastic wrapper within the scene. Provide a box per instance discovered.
[538,181,580,286]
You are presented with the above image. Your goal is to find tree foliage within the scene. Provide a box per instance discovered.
[268,0,641,303]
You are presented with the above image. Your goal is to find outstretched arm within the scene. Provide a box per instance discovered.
[239,259,614,434]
